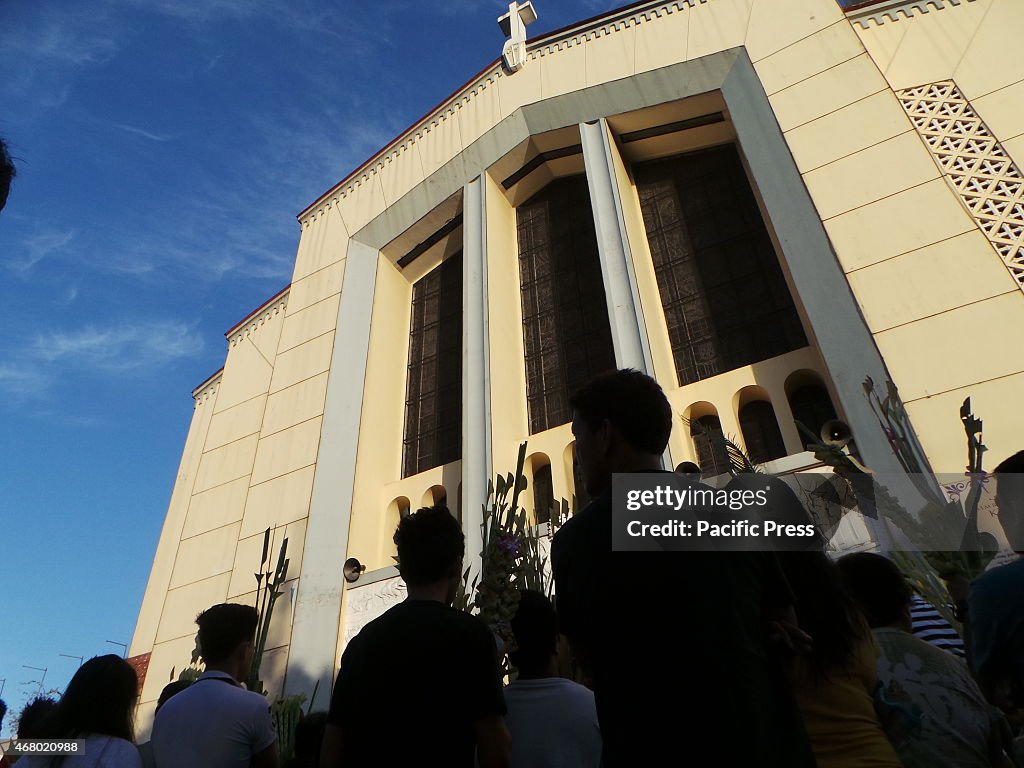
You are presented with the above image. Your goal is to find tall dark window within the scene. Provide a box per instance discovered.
[570,443,592,512]
[789,384,837,447]
[636,145,807,386]
[739,400,787,464]
[532,463,554,524]
[691,415,729,477]
[517,176,616,433]
[403,254,462,477]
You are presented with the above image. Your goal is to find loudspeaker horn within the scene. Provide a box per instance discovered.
[343,557,366,583]
[820,419,853,448]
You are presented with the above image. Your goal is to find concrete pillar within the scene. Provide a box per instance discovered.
[580,118,654,375]
[285,240,379,700]
[462,174,492,583]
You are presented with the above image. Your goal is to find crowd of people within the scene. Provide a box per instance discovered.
[2,369,1023,767]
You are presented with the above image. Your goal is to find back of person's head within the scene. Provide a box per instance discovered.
[394,505,464,586]
[778,552,868,681]
[196,603,259,664]
[41,655,137,741]
[509,590,558,678]
[17,696,58,740]
[0,135,14,212]
[0,697,6,725]
[570,369,672,456]
[156,680,192,713]
[994,450,1024,549]
[836,552,912,629]
[293,711,328,766]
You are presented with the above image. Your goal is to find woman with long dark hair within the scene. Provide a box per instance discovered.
[779,551,902,768]
[20,654,141,767]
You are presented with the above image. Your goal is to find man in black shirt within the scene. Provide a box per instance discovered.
[322,505,511,768]
[551,369,816,767]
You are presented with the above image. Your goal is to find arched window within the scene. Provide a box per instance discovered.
[569,442,591,512]
[423,485,448,510]
[739,400,786,464]
[691,415,729,477]
[532,463,554,524]
[789,384,837,446]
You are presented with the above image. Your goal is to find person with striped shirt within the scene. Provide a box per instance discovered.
[910,594,966,658]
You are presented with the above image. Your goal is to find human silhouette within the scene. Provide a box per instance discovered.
[18,655,141,768]
[321,505,510,768]
[151,603,277,768]
[503,590,600,767]
[551,369,815,767]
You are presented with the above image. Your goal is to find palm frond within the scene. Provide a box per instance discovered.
[722,435,759,475]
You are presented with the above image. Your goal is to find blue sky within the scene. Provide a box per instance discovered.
[0,0,639,734]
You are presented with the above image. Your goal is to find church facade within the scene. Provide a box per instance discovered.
[129,0,1024,733]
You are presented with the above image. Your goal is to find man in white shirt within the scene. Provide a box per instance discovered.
[152,603,277,768]
[504,590,601,768]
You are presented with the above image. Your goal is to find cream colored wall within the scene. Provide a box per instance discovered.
[485,172,531,479]
[832,0,1024,471]
[129,377,220,660]
[347,255,412,572]
[132,305,288,737]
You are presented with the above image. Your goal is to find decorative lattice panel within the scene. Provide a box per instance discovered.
[897,81,1024,290]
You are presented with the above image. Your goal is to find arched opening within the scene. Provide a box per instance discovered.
[527,453,554,525]
[738,400,786,465]
[565,441,591,513]
[422,485,448,510]
[785,371,838,448]
[386,496,411,560]
[685,402,729,478]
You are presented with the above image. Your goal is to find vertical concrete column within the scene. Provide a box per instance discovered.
[580,118,654,375]
[462,174,492,583]
[285,240,379,700]
[581,119,673,468]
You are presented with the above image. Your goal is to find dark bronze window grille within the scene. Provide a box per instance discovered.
[570,443,592,512]
[789,384,837,447]
[739,400,787,465]
[532,463,554,524]
[635,145,807,386]
[517,175,616,434]
[403,254,463,477]
[691,415,729,477]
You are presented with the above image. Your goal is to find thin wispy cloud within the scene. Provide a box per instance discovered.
[36,321,205,373]
[110,123,183,142]
[0,320,206,400]
[9,230,75,273]
[0,363,50,398]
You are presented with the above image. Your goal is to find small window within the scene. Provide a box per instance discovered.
[739,401,787,465]
[691,415,729,477]
[570,443,592,512]
[789,384,837,447]
[532,463,554,524]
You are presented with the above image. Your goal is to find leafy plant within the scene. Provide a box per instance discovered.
[271,694,306,763]
[455,442,566,674]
